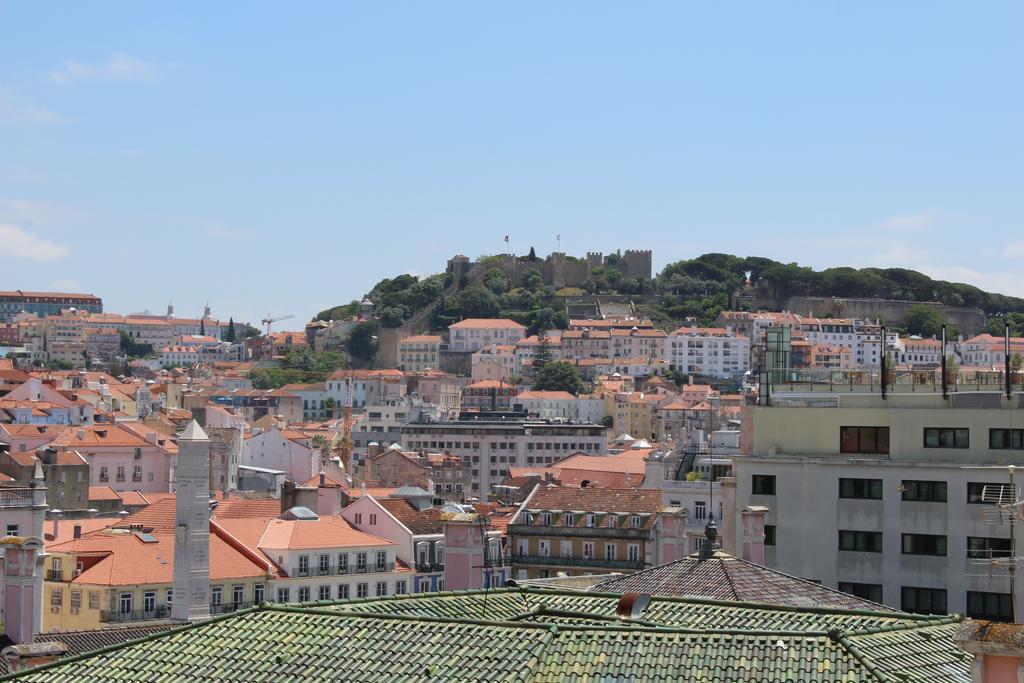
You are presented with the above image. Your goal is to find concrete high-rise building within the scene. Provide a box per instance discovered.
[171,420,211,623]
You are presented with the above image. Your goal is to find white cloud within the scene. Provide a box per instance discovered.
[0,197,84,226]
[878,211,937,231]
[0,224,70,261]
[1005,241,1024,259]
[0,87,60,124]
[49,53,154,84]
[913,265,1024,299]
[50,278,82,291]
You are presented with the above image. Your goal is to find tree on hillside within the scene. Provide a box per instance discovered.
[528,246,537,261]
[904,305,947,338]
[534,332,554,366]
[226,317,237,342]
[452,286,500,318]
[483,268,510,295]
[532,361,585,395]
[345,321,379,364]
[199,318,206,336]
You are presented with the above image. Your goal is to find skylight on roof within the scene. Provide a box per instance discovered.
[135,532,158,543]
[280,506,319,521]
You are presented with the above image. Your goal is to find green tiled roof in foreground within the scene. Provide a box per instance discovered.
[4,588,973,682]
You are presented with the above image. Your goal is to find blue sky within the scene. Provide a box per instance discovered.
[1,2,1022,326]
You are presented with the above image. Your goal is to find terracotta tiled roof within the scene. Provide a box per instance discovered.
[213,498,283,519]
[517,487,665,526]
[48,527,268,586]
[515,390,575,400]
[400,334,442,344]
[591,552,895,611]
[378,498,445,535]
[349,487,398,499]
[49,424,154,448]
[257,515,396,551]
[44,518,117,545]
[87,485,122,501]
[449,318,526,330]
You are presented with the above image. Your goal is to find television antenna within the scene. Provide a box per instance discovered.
[966,464,1023,621]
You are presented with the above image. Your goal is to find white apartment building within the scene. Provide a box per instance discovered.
[898,337,946,367]
[448,319,526,352]
[513,390,605,423]
[961,334,1024,368]
[400,420,608,497]
[795,318,900,368]
[398,335,442,372]
[729,380,1024,620]
[665,324,749,378]
[610,328,667,360]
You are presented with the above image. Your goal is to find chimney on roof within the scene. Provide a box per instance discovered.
[49,509,61,540]
[740,506,769,565]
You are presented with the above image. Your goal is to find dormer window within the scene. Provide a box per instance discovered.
[586,513,596,528]
[540,512,552,526]
[521,512,532,525]
[563,513,574,527]
[630,515,641,529]
[607,515,618,529]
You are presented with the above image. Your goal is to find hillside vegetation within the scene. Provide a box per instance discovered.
[316,253,1024,333]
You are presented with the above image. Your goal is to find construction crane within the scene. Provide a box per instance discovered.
[340,369,355,483]
[261,312,295,335]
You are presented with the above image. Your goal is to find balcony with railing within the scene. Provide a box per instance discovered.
[291,562,395,578]
[0,488,36,508]
[415,562,445,573]
[100,605,169,623]
[210,601,256,615]
[45,569,64,581]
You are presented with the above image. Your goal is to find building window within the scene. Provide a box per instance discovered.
[538,540,550,557]
[630,516,641,529]
[376,551,387,571]
[338,584,350,600]
[89,591,100,610]
[298,555,310,576]
[376,582,387,597]
[583,542,594,559]
[607,515,618,529]
[211,586,222,607]
[967,591,1013,622]
[70,590,81,611]
[357,583,368,598]
[355,513,362,524]
[370,513,377,525]
[967,536,1012,559]
[751,475,776,495]
[840,426,890,454]
[968,481,1013,504]
[901,480,947,503]
[254,584,265,603]
[990,429,1024,450]
[357,552,367,571]
[560,540,572,558]
[605,544,617,561]
[764,525,776,546]
[318,585,331,601]
[838,530,882,553]
[627,544,640,562]
[298,587,311,603]
[563,513,574,527]
[119,592,133,613]
[901,533,947,556]
[277,588,290,603]
[923,427,969,449]
[143,591,156,614]
[319,554,330,576]
[51,587,62,608]
[839,478,883,500]
[540,512,552,526]
[395,581,407,595]
[4,524,18,537]
[838,582,883,603]
[901,586,947,615]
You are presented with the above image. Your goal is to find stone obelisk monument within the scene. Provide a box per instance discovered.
[171,420,211,622]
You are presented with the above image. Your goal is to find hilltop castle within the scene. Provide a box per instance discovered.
[447,249,652,290]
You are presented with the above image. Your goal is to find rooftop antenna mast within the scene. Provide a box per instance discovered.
[967,464,1023,622]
